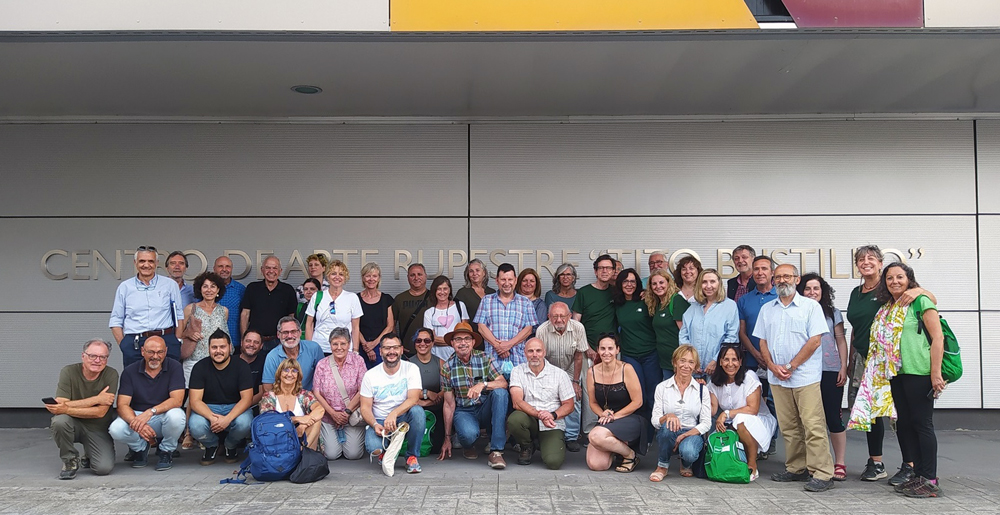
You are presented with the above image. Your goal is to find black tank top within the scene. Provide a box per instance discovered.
[595,364,631,412]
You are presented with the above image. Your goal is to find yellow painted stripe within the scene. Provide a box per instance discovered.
[391,0,759,31]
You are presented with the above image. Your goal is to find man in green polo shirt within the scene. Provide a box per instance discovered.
[571,254,617,438]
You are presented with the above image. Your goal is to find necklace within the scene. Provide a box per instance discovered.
[861,280,879,293]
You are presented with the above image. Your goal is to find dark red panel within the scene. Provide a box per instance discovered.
[782,0,923,27]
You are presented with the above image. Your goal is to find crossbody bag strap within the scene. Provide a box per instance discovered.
[400,297,428,339]
[328,358,351,406]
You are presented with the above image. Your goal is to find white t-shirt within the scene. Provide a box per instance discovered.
[424,301,468,361]
[305,289,363,353]
[360,361,422,420]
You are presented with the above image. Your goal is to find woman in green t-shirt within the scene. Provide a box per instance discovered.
[613,268,659,420]
[644,269,685,381]
[869,263,944,498]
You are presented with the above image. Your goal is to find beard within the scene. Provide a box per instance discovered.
[776,283,796,297]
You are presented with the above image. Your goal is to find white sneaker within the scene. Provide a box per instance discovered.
[380,422,410,477]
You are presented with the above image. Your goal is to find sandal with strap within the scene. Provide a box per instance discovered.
[615,453,639,473]
[649,467,668,482]
[834,463,848,481]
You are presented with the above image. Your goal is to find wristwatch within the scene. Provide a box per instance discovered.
[422,389,428,400]
[724,410,730,419]
[150,407,158,415]
[784,363,793,371]
[550,411,559,421]
[345,408,353,415]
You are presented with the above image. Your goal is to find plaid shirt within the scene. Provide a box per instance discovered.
[473,293,538,368]
[440,350,503,409]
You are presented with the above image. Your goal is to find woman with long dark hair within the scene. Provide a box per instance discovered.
[797,273,849,480]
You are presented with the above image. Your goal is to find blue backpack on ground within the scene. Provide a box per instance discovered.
[221,411,301,484]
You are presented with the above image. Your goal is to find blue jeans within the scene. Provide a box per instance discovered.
[564,395,582,441]
[622,352,660,416]
[656,426,704,468]
[662,369,675,381]
[188,403,252,449]
[364,406,425,459]
[453,388,510,452]
[109,408,186,452]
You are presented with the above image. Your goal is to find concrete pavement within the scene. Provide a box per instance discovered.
[1,428,998,514]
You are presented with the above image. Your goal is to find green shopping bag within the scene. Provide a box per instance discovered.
[399,410,436,458]
[704,430,750,484]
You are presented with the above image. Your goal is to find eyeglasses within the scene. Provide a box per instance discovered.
[621,279,637,285]
[144,350,167,356]
[382,345,403,351]
[596,266,614,271]
[773,274,798,282]
[280,368,299,375]
[278,329,300,336]
[452,336,475,343]
[84,352,109,362]
[414,338,433,344]
[136,245,157,253]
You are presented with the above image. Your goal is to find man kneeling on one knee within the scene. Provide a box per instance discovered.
[188,330,254,465]
[508,338,576,469]
[109,336,186,471]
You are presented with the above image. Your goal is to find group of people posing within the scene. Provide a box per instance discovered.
[46,245,947,498]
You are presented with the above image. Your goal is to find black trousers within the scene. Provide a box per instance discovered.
[890,374,937,479]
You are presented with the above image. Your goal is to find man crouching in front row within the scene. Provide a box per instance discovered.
[47,339,119,479]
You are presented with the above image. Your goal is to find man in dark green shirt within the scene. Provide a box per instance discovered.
[46,339,119,479]
[572,254,617,360]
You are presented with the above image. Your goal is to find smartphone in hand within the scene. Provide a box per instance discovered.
[42,397,57,405]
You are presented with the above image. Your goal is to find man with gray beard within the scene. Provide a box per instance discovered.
[754,263,834,492]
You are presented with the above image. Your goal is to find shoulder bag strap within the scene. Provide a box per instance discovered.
[400,296,428,339]
[327,358,351,406]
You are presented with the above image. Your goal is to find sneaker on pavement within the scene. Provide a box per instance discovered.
[860,458,887,481]
[488,451,506,470]
[155,450,173,471]
[200,446,218,466]
[224,447,241,464]
[565,440,581,453]
[124,449,136,463]
[463,447,479,460]
[406,456,422,474]
[131,445,150,468]
[771,469,810,482]
[79,456,91,469]
[172,450,181,458]
[901,477,941,498]
[517,444,533,465]
[888,463,915,486]
[59,458,79,480]
[381,422,409,477]
[804,477,835,492]
[894,474,923,493]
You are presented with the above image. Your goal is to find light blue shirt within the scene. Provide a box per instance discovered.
[262,339,324,391]
[752,293,829,389]
[679,297,739,371]
[178,283,196,308]
[737,286,778,369]
[109,274,184,334]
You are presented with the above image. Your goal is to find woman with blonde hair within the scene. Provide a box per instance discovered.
[679,269,739,381]
[645,269,683,381]
[259,358,325,450]
[358,262,394,368]
[305,260,363,356]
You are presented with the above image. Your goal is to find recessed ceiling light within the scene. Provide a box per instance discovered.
[291,85,322,94]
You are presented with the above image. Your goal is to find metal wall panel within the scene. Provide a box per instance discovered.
[469,215,978,312]
[983,313,1000,408]
[925,0,1000,28]
[0,0,389,31]
[930,312,981,409]
[1,313,120,408]
[0,124,468,217]
[980,216,1000,310]
[470,121,975,217]
[0,218,468,312]
[977,120,1000,214]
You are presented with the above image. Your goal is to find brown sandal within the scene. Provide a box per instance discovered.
[679,467,694,477]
